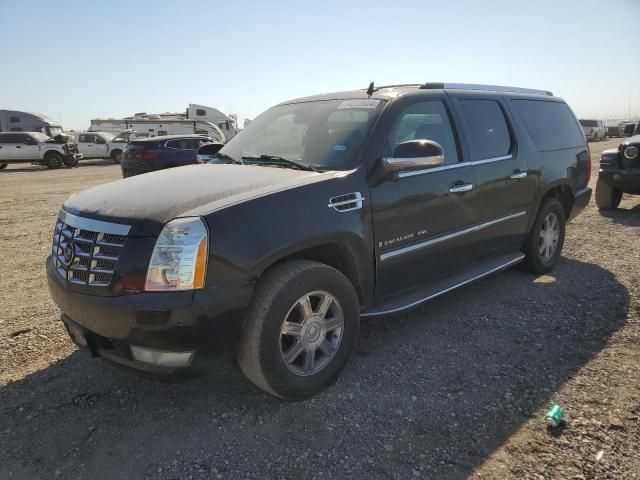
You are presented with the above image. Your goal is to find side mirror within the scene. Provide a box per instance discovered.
[196,143,224,163]
[382,139,444,174]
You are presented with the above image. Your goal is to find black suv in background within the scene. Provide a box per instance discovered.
[47,83,591,399]
[596,134,640,209]
[121,134,215,177]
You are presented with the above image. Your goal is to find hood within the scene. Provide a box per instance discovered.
[63,164,332,236]
[623,134,640,146]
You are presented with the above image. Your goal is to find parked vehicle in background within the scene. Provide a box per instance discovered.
[0,110,64,137]
[606,122,626,138]
[0,132,82,170]
[596,134,640,209]
[121,134,215,177]
[74,132,127,163]
[624,122,637,137]
[47,82,591,399]
[579,119,606,141]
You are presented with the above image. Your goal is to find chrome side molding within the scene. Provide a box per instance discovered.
[380,211,527,262]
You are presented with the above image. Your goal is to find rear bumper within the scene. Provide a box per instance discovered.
[569,187,592,221]
[47,257,253,373]
[599,169,640,194]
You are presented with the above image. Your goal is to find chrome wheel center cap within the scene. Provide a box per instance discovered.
[302,318,324,345]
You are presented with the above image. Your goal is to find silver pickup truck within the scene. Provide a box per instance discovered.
[74,132,127,163]
[0,132,82,170]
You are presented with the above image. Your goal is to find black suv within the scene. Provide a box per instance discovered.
[47,83,591,399]
[596,135,640,209]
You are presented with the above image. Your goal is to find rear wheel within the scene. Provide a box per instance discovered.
[595,177,622,210]
[238,260,360,400]
[111,150,122,164]
[522,198,566,274]
[0,163,7,170]
[44,152,63,169]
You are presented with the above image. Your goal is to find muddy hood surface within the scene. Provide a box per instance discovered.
[62,164,328,236]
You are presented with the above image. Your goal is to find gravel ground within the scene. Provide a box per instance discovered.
[0,141,638,480]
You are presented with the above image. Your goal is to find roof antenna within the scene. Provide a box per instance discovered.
[366,81,375,97]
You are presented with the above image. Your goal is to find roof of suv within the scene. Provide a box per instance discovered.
[279,82,557,105]
[131,134,212,143]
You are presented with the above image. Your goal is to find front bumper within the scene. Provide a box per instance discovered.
[599,169,640,195]
[47,258,253,373]
[569,187,592,221]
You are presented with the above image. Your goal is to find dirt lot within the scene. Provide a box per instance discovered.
[1,141,639,480]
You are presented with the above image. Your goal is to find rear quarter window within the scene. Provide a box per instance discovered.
[512,100,585,151]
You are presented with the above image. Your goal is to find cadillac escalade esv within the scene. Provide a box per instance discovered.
[47,83,592,399]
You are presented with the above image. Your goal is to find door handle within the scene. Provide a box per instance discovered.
[510,170,527,180]
[449,183,473,193]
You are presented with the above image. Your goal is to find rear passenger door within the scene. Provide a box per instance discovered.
[451,96,533,257]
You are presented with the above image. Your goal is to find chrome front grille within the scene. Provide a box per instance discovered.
[51,210,131,287]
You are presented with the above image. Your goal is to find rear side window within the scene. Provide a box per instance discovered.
[9,116,20,123]
[0,134,20,143]
[457,100,511,161]
[513,100,585,151]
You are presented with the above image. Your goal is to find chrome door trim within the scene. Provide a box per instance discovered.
[58,209,131,236]
[361,253,525,317]
[379,210,526,262]
[395,154,513,179]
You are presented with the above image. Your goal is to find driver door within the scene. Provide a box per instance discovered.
[370,99,479,298]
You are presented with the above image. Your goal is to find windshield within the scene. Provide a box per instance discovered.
[579,120,597,127]
[98,132,115,141]
[47,126,63,137]
[217,99,385,170]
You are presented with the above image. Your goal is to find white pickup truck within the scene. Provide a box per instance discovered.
[74,132,127,163]
[0,132,82,169]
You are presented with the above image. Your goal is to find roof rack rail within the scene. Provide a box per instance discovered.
[419,82,553,96]
[361,83,422,92]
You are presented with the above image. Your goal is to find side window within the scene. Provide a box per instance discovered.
[1,134,19,143]
[165,140,178,149]
[510,100,585,151]
[95,135,106,144]
[390,101,459,165]
[457,99,511,161]
[9,116,20,123]
[78,134,91,143]
[10,127,22,132]
[196,109,206,116]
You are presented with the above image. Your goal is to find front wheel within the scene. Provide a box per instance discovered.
[45,152,63,169]
[522,198,566,274]
[0,163,7,170]
[595,177,622,210]
[238,260,360,400]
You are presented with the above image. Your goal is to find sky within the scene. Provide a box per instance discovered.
[1,0,639,131]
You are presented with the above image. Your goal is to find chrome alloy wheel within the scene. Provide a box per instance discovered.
[280,290,344,376]
[538,212,560,260]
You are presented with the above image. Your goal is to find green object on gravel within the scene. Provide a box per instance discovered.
[545,404,565,427]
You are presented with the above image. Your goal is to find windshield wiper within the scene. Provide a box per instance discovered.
[240,154,319,172]
[213,152,244,165]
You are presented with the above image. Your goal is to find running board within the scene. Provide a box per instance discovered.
[360,251,525,317]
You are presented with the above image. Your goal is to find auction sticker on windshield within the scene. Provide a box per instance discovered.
[337,99,380,109]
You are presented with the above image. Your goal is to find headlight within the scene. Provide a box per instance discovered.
[145,217,209,291]
[624,145,638,160]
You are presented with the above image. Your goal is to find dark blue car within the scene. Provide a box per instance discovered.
[121,135,216,178]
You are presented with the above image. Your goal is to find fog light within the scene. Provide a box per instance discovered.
[130,346,194,367]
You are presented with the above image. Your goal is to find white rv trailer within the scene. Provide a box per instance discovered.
[89,104,236,142]
[0,110,64,137]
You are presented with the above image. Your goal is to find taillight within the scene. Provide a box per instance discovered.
[134,152,158,160]
[586,145,592,185]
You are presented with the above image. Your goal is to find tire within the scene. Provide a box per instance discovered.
[44,152,63,169]
[522,198,566,275]
[595,177,622,210]
[238,260,360,400]
[0,163,7,170]
[111,150,122,164]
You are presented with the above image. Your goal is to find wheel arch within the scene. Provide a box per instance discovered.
[529,182,574,232]
[253,236,372,306]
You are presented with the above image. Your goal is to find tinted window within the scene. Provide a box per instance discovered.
[391,101,459,165]
[196,109,206,116]
[78,134,94,143]
[512,100,585,151]
[0,134,21,143]
[166,138,199,149]
[458,100,511,161]
[579,119,597,127]
[9,116,20,123]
